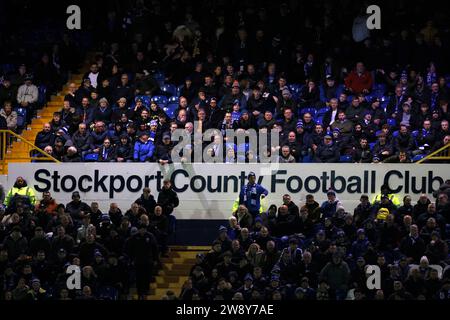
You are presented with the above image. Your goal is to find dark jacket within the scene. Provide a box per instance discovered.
[35,130,55,150]
[315,143,340,162]
[157,187,179,215]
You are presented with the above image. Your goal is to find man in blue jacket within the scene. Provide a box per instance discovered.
[239,172,268,218]
[134,132,155,162]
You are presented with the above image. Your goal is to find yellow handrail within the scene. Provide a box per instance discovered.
[0,129,60,174]
[416,142,450,163]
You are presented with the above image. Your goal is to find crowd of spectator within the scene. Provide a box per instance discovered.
[0,177,179,300]
[177,182,450,301]
[0,1,449,162]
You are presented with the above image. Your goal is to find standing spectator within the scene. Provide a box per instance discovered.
[135,188,157,215]
[125,223,158,300]
[239,172,269,218]
[157,180,179,215]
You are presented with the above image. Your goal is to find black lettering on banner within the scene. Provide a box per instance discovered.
[61,175,77,192]
[428,171,444,194]
[79,175,93,192]
[412,176,426,193]
[207,176,222,192]
[287,176,302,193]
[305,176,320,193]
[94,170,107,192]
[331,170,346,193]
[321,171,329,192]
[144,174,155,189]
[371,170,376,193]
[34,169,51,192]
[126,175,143,192]
[191,175,206,192]
[224,175,238,193]
[404,171,410,193]
[272,170,286,193]
[110,175,125,198]
[171,169,188,192]
[52,170,61,192]
[363,170,369,193]
[347,176,362,193]
[155,171,164,191]
[385,170,402,193]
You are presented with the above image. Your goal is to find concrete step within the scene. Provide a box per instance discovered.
[160,257,196,264]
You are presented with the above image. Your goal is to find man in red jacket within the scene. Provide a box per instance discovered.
[345,62,373,94]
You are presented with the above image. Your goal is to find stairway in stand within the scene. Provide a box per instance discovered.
[129,246,210,300]
[4,69,88,173]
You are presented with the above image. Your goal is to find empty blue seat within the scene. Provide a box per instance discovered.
[84,153,99,162]
[151,95,168,106]
[14,107,27,128]
[387,118,396,127]
[412,154,425,162]
[300,107,316,118]
[316,117,324,125]
[160,84,177,97]
[38,85,47,106]
[168,96,179,104]
[340,155,353,163]
[317,107,329,117]
[302,155,313,163]
[163,103,178,119]
[135,95,150,107]
[369,142,376,151]
[176,85,184,97]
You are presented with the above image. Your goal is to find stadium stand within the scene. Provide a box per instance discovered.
[0,0,449,302]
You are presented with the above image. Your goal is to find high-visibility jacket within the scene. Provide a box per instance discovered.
[232,196,268,215]
[4,185,36,207]
[372,193,400,207]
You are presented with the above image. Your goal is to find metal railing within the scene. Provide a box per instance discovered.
[0,129,60,174]
[416,142,450,163]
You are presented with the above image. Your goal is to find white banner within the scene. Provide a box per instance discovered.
[7,163,450,220]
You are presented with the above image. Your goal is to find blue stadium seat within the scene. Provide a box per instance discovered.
[163,103,178,119]
[369,142,376,151]
[151,95,168,106]
[317,107,329,117]
[38,85,47,107]
[387,118,396,127]
[412,154,426,162]
[14,107,27,128]
[1,63,15,75]
[152,71,165,87]
[98,286,119,300]
[84,153,99,162]
[392,130,399,138]
[168,96,179,104]
[375,130,382,137]
[160,84,177,97]
[340,155,353,163]
[135,95,150,107]
[300,107,316,118]
[176,85,184,97]
[412,130,419,139]
[302,155,313,163]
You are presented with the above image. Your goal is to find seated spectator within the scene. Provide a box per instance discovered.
[344,62,373,94]
[34,123,55,151]
[133,132,155,162]
[0,101,17,131]
[314,135,340,163]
